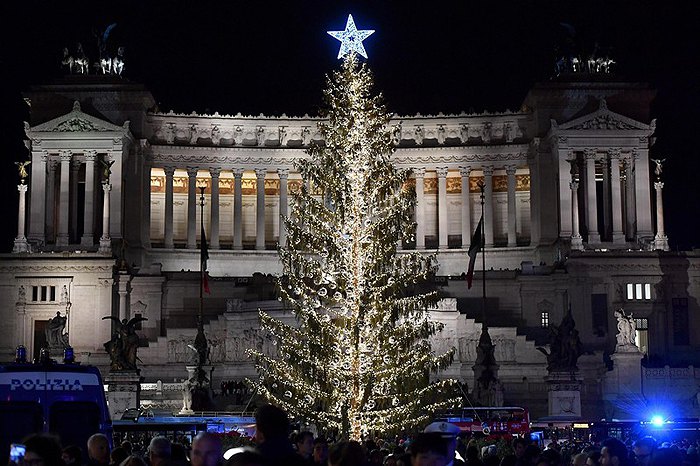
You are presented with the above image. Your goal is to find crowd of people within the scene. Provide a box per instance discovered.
[9,404,700,466]
[219,381,252,405]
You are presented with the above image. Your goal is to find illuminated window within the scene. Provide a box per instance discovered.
[626,283,652,300]
[29,285,58,302]
[541,312,549,328]
[635,318,648,354]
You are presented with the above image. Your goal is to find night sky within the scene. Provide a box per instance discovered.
[0,1,698,251]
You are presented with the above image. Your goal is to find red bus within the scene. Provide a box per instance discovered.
[438,406,530,436]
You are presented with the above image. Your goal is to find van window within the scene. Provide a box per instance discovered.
[50,402,101,449]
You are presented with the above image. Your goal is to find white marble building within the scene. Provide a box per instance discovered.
[2,75,698,420]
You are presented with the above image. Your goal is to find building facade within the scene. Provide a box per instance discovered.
[2,74,699,420]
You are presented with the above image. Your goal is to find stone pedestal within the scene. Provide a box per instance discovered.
[105,371,142,421]
[602,350,644,418]
[179,365,213,414]
[546,371,583,419]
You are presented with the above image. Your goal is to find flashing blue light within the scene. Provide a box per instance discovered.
[15,345,27,363]
[650,415,664,426]
[63,346,75,364]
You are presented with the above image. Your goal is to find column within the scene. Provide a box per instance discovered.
[13,184,30,252]
[609,149,625,243]
[46,159,57,242]
[585,149,600,243]
[163,166,175,248]
[70,158,80,242]
[436,167,449,249]
[278,168,289,247]
[601,156,611,240]
[186,167,197,249]
[141,160,152,249]
[414,168,426,249]
[255,168,267,250]
[209,168,221,249]
[233,168,244,250]
[624,157,636,240]
[653,181,669,251]
[81,151,97,246]
[99,182,112,253]
[506,164,517,247]
[483,165,494,247]
[28,150,47,244]
[108,148,123,240]
[56,150,72,246]
[117,272,130,322]
[570,180,583,250]
[634,149,654,237]
[460,166,472,249]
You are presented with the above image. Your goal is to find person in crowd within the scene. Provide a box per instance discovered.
[464,444,483,466]
[87,434,111,466]
[538,449,562,466]
[170,443,190,466]
[384,454,398,466]
[369,448,384,465]
[22,434,64,466]
[571,453,587,466]
[252,404,306,465]
[61,445,83,466]
[424,421,465,466]
[501,437,529,466]
[120,442,133,456]
[327,441,367,466]
[224,448,265,466]
[395,452,412,466]
[110,447,129,466]
[295,431,314,464]
[600,438,629,466]
[312,438,329,466]
[482,445,499,466]
[517,444,542,466]
[631,437,655,466]
[147,437,172,466]
[191,433,223,466]
[409,433,450,466]
[586,451,601,466]
[120,455,147,466]
[648,446,683,466]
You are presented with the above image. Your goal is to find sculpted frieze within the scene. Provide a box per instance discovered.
[54,117,104,132]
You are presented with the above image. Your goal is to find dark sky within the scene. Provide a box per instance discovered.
[0,0,699,250]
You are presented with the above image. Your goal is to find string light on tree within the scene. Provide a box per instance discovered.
[248,50,460,440]
[327,14,375,59]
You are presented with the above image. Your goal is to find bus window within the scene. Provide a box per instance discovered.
[0,401,43,460]
[49,402,101,449]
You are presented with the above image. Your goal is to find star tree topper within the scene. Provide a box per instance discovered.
[327,14,375,59]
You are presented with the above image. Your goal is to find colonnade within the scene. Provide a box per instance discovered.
[151,164,528,250]
[564,148,651,245]
[28,149,117,248]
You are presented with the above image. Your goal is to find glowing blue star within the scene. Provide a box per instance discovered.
[327,14,375,59]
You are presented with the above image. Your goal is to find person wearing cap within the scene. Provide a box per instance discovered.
[423,421,465,466]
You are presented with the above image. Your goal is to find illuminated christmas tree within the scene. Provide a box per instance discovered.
[249,53,460,440]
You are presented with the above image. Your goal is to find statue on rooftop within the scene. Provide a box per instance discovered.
[15,161,31,183]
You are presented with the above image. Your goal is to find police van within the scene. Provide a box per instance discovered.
[0,351,112,460]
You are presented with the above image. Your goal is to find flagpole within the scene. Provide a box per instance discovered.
[478,180,486,327]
